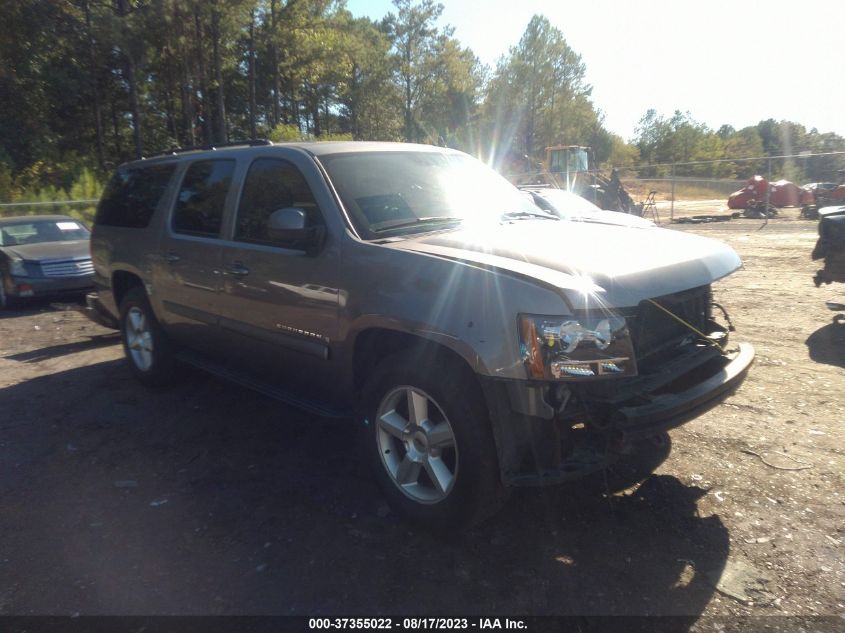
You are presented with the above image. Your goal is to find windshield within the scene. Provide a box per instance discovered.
[0,219,90,246]
[536,189,603,215]
[318,150,544,238]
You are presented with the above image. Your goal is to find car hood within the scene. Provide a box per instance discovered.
[387,220,742,308]
[1,240,91,262]
[572,210,656,229]
[556,210,655,228]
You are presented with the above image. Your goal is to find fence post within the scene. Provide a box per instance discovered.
[765,156,772,227]
[670,163,675,223]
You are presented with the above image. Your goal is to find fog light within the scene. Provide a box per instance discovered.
[551,361,596,378]
[550,357,632,379]
[600,361,624,373]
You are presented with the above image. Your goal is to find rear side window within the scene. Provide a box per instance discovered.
[235,158,322,246]
[172,160,235,237]
[95,163,176,228]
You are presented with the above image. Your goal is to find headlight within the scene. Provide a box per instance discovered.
[9,259,27,277]
[519,314,637,380]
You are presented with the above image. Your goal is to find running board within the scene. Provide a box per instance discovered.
[174,349,348,419]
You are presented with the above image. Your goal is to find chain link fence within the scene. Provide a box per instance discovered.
[0,199,98,224]
[505,150,845,225]
[4,149,845,227]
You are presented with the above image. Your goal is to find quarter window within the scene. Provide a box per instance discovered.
[172,160,235,237]
[235,158,322,246]
[95,163,176,228]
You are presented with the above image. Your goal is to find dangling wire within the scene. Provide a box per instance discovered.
[646,299,725,353]
[711,301,736,331]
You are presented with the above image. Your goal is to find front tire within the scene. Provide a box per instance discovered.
[361,351,506,530]
[119,286,176,387]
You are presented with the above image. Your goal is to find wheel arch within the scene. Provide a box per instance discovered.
[356,325,509,527]
[111,268,145,308]
[351,325,485,398]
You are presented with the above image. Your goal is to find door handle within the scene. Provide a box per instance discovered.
[164,251,181,263]
[225,262,250,278]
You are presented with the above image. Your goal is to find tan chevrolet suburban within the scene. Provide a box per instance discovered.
[86,140,754,528]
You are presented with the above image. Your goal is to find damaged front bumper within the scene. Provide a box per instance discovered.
[481,342,755,487]
[614,343,754,439]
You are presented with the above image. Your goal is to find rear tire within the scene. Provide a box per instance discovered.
[119,286,176,387]
[361,351,506,530]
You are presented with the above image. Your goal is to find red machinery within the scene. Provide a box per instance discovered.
[728,176,809,210]
[727,175,767,209]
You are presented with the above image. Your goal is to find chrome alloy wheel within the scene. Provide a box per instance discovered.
[125,306,154,371]
[375,386,459,504]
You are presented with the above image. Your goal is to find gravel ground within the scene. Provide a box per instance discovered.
[0,213,843,622]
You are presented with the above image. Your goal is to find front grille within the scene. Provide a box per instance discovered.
[629,285,710,364]
[40,258,94,278]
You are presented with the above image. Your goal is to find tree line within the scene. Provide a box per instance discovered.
[631,110,845,182]
[1,0,843,205]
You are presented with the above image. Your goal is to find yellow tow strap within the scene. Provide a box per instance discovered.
[646,299,725,353]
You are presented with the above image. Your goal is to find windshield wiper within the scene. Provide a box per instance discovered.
[372,216,463,233]
[501,210,558,221]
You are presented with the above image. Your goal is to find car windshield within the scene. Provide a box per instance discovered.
[318,150,546,238]
[0,219,90,246]
[536,189,603,215]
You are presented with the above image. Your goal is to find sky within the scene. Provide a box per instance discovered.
[345,0,845,142]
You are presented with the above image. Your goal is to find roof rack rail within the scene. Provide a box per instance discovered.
[143,139,273,159]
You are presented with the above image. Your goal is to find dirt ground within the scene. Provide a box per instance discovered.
[0,211,843,624]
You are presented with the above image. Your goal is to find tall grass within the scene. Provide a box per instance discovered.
[0,167,103,225]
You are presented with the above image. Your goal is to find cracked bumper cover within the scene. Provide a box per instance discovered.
[613,342,755,439]
[480,342,755,486]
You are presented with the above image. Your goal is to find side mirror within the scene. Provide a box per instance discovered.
[267,207,325,253]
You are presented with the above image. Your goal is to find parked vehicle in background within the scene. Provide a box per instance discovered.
[812,205,845,288]
[803,182,838,195]
[801,183,845,219]
[523,187,656,228]
[86,141,754,529]
[0,215,94,308]
[815,185,845,208]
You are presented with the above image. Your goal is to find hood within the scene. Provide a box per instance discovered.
[528,189,654,228]
[1,240,91,262]
[557,210,655,229]
[386,220,741,308]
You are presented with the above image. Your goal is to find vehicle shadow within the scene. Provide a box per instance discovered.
[0,304,45,320]
[5,333,120,362]
[805,318,845,369]
[464,477,727,621]
[0,360,726,624]
[0,297,86,320]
